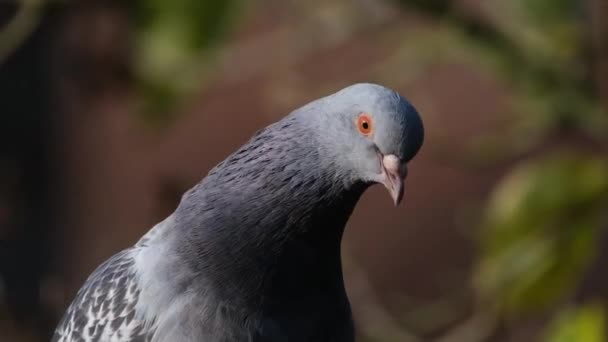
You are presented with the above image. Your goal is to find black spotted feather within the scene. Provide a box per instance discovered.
[52,250,151,342]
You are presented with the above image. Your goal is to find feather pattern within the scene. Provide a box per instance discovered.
[52,250,150,342]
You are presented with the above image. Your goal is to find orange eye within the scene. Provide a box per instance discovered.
[357,114,373,135]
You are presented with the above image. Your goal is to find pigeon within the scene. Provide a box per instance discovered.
[52,83,424,342]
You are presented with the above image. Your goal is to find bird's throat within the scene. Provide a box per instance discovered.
[174,180,367,310]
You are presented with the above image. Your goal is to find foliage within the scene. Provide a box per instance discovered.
[129,0,242,122]
[398,0,608,147]
[397,0,608,340]
[476,154,608,315]
[544,303,605,342]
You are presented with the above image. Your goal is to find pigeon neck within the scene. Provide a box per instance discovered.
[182,180,366,307]
[255,181,366,313]
[171,119,368,309]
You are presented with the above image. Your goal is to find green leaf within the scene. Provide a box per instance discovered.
[475,152,608,315]
[544,303,605,342]
[129,0,242,122]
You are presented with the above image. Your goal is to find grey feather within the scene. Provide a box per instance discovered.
[52,83,424,342]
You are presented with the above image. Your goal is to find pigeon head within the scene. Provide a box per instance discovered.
[295,83,424,205]
[166,82,424,313]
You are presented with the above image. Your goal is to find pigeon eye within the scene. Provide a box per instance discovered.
[357,114,373,136]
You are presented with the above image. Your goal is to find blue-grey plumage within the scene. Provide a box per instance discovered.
[52,83,424,342]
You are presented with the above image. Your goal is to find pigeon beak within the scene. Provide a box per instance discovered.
[380,154,407,206]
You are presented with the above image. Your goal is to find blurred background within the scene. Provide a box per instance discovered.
[1,0,608,341]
